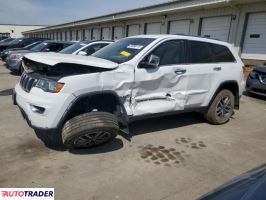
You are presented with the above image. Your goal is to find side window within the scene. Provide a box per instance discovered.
[148,40,184,66]
[47,43,61,52]
[211,44,236,62]
[86,43,109,55]
[188,41,214,63]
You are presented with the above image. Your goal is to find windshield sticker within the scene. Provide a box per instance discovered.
[120,51,131,57]
[127,44,143,50]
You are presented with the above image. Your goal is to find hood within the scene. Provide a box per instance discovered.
[254,66,266,74]
[24,52,118,69]
[9,50,31,55]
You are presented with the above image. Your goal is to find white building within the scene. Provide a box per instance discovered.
[0,24,45,38]
[22,0,266,65]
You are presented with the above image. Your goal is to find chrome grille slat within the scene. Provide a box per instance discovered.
[19,73,38,93]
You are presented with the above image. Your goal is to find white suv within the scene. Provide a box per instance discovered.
[13,35,245,148]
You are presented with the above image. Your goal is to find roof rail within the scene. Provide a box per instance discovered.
[173,33,221,41]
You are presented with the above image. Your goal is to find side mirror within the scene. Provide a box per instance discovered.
[78,51,87,56]
[140,54,160,68]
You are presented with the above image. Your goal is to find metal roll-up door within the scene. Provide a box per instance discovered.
[85,29,90,40]
[102,27,111,40]
[113,26,123,40]
[127,24,141,36]
[169,20,191,34]
[92,28,100,40]
[242,12,266,60]
[200,16,232,41]
[76,30,81,41]
[145,22,161,34]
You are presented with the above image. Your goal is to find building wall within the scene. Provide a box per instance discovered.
[22,1,266,63]
[0,24,45,38]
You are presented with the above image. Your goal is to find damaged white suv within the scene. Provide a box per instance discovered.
[13,35,245,148]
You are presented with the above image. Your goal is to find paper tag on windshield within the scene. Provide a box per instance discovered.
[127,44,143,50]
[120,51,131,57]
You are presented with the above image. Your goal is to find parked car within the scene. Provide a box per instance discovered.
[0,37,45,53]
[246,65,266,97]
[13,35,245,148]
[6,40,74,74]
[0,38,14,44]
[59,40,113,56]
[198,164,266,200]
[1,40,46,61]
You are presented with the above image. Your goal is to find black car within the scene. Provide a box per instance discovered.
[0,40,45,61]
[0,38,14,44]
[246,65,266,97]
[0,37,45,53]
[198,164,266,200]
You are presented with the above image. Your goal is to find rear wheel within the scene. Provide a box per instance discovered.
[62,112,119,149]
[205,89,235,125]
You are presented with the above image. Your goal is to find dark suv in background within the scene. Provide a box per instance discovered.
[6,40,75,74]
[0,37,45,53]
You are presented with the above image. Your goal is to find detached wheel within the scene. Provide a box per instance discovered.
[62,112,119,149]
[205,89,234,125]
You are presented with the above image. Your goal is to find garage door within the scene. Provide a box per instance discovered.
[169,20,191,34]
[127,24,141,36]
[76,30,81,41]
[113,27,123,40]
[84,29,90,40]
[200,16,232,41]
[102,27,111,40]
[145,22,161,34]
[242,12,266,60]
[72,31,76,41]
[92,28,100,40]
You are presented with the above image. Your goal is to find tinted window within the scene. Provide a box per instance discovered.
[211,44,236,62]
[148,40,183,66]
[189,41,214,63]
[60,41,88,54]
[85,43,109,55]
[92,38,155,64]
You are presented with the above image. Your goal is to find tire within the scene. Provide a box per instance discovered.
[205,89,235,125]
[62,112,119,149]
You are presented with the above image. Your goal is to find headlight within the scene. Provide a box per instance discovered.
[35,79,65,93]
[10,54,22,59]
[249,70,258,79]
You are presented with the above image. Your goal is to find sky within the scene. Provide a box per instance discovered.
[0,0,170,25]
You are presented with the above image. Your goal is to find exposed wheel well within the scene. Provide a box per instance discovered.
[210,81,240,109]
[59,92,128,129]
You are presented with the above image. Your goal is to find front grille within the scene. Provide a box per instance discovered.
[20,73,38,92]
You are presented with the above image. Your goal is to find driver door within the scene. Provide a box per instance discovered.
[132,40,189,116]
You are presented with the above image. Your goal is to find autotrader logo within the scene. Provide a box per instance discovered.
[0,188,54,200]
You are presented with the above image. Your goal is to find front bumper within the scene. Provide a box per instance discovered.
[246,76,266,97]
[14,83,75,130]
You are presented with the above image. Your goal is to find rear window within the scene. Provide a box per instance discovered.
[211,44,236,62]
[188,41,236,63]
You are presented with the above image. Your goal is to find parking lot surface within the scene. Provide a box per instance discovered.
[0,60,266,200]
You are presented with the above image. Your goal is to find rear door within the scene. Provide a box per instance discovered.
[184,40,234,108]
[132,39,188,116]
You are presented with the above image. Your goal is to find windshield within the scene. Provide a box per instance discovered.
[60,41,89,54]
[92,38,155,64]
[30,41,49,52]
[24,41,42,49]
[8,38,24,45]
[0,38,14,43]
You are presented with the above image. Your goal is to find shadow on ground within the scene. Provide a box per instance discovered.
[243,91,266,101]
[34,112,205,154]
[0,88,13,96]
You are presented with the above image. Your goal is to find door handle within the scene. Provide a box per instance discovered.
[213,67,222,71]
[175,69,186,75]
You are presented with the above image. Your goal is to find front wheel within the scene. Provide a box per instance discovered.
[205,89,235,125]
[62,112,119,149]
